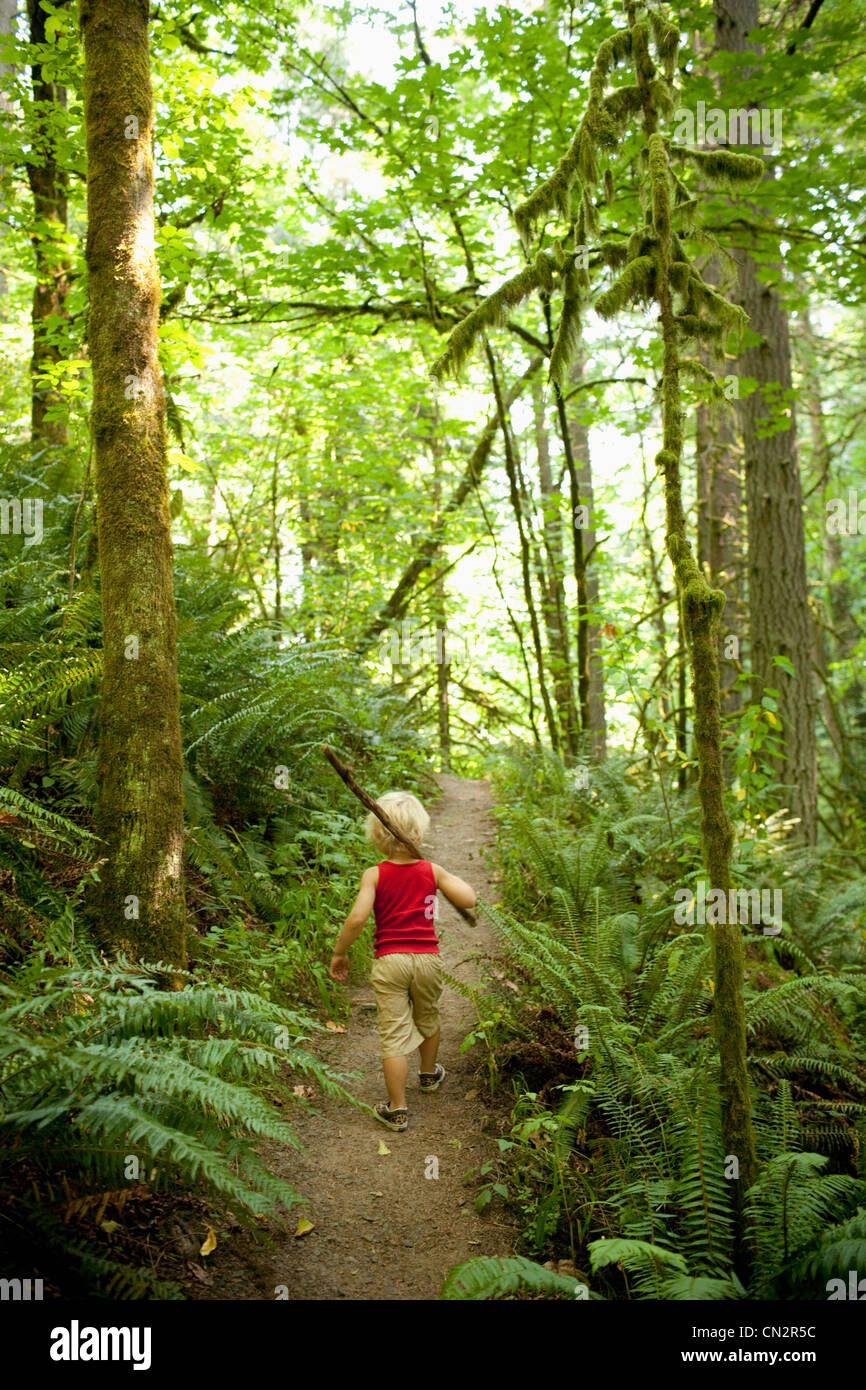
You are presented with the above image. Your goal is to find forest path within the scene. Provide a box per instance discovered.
[267,772,517,1300]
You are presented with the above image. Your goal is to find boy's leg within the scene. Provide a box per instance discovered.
[382,1054,408,1110]
[371,955,424,1117]
[418,1028,440,1074]
[412,955,444,1081]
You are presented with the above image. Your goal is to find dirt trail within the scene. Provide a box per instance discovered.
[267,773,517,1300]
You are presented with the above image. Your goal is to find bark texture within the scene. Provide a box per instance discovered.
[695,258,744,724]
[566,354,607,759]
[715,0,817,843]
[27,0,72,474]
[532,377,579,759]
[82,0,186,967]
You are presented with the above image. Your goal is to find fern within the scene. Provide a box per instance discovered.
[440,1254,596,1300]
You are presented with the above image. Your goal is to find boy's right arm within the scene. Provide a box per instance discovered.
[431,863,476,910]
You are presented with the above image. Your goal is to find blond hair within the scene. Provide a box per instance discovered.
[364,791,430,858]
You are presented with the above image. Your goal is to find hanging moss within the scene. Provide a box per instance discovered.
[535,249,555,294]
[668,260,690,292]
[577,126,599,188]
[648,78,676,119]
[648,133,672,251]
[681,148,765,187]
[598,239,629,269]
[548,264,583,387]
[454,0,759,1194]
[431,261,546,379]
[602,84,644,129]
[594,254,656,318]
[514,131,582,245]
[631,22,655,85]
[581,188,600,239]
[674,313,724,341]
[592,27,634,82]
[679,356,728,399]
[648,9,680,78]
[685,270,747,333]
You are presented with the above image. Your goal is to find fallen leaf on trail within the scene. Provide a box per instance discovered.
[371,1191,384,1197]
[200,1226,217,1256]
[325,1021,347,1033]
[377,1139,391,1156]
[99,1220,120,1235]
[294,1216,314,1238]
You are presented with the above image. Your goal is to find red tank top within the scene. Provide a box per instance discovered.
[373,860,440,958]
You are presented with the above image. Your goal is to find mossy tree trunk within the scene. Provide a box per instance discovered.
[27,0,72,484]
[695,257,743,735]
[81,0,186,969]
[635,22,757,1192]
[0,0,17,300]
[566,352,607,760]
[431,0,760,1192]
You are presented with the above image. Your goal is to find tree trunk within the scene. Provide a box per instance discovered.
[715,0,818,844]
[82,0,186,969]
[796,306,864,805]
[26,0,72,481]
[532,378,578,759]
[0,0,16,303]
[361,355,543,646]
[695,258,744,726]
[566,352,607,759]
[486,340,560,753]
[431,431,452,771]
[633,14,756,1183]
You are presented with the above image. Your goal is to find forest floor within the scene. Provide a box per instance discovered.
[185,773,519,1300]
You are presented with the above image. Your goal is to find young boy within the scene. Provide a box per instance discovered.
[328,791,476,1132]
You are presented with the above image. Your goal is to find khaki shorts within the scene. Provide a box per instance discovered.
[370,952,443,1060]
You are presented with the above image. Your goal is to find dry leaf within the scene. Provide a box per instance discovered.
[294,1216,314,1238]
[325,1021,347,1033]
[99,1219,120,1235]
[377,1138,391,1156]
[199,1226,217,1256]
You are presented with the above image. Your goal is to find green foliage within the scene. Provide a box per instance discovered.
[440,1253,592,1301]
[450,749,866,1299]
[0,938,353,1295]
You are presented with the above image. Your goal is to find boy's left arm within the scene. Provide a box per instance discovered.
[329,866,377,982]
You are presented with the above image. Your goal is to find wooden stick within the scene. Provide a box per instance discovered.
[322,744,476,926]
